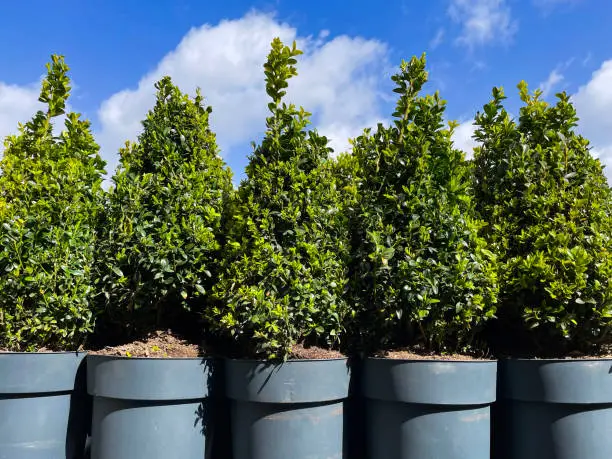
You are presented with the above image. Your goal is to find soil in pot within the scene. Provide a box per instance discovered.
[88,329,203,358]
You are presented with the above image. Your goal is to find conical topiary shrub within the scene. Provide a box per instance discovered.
[472,82,612,355]
[350,54,498,354]
[209,38,352,361]
[98,76,233,336]
[350,55,499,459]
[0,55,106,351]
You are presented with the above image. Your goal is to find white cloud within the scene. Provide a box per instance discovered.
[0,83,42,151]
[0,76,74,159]
[539,69,564,97]
[97,12,389,175]
[448,0,517,49]
[572,60,612,182]
[451,120,478,158]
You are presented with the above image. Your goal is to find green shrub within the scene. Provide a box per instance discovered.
[349,55,498,354]
[209,38,352,360]
[0,55,106,351]
[98,76,233,336]
[472,82,612,355]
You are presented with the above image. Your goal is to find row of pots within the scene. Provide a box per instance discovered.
[0,353,611,459]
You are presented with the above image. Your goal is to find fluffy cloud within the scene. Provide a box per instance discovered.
[448,0,517,49]
[572,60,612,181]
[97,12,389,175]
[0,83,42,151]
[451,120,478,158]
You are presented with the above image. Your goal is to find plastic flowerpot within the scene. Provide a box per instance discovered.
[226,358,351,459]
[497,358,612,459]
[87,355,214,459]
[363,358,497,459]
[0,352,89,459]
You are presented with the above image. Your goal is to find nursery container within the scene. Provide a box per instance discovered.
[0,352,89,459]
[226,358,351,459]
[87,355,214,459]
[363,358,497,459]
[497,358,612,459]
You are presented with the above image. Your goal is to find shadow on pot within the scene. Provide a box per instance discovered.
[346,356,365,459]
[196,358,232,459]
[66,356,92,459]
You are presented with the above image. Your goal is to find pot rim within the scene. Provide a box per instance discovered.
[0,351,86,355]
[86,354,210,361]
[366,356,496,363]
[225,356,348,363]
[500,356,612,362]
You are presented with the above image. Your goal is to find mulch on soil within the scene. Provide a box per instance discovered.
[374,347,491,361]
[89,330,204,358]
[289,343,345,360]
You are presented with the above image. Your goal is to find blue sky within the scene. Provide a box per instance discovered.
[1,0,611,182]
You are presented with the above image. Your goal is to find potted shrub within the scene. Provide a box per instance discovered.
[472,82,612,459]
[349,55,499,459]
[208,38,353,459]
[89,76,233,459]
[0,55,104,458]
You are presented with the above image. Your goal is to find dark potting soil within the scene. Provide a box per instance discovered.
[89,330,205,358]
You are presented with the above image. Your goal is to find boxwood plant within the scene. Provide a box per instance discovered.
[209,38,352,360]
[98,76,233,337]
[472,82,612,355]
[349,55,498,354]
[0,55,106,351]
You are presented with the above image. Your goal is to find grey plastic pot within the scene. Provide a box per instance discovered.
[226,358,351,459]
[497,358,612,459]
[87,355,214,459]
[0,352,89,459]
[363,358,497,459]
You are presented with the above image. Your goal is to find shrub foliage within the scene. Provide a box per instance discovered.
[98,76,233,335]
[349,55,498,354]
[473,83,612,355]
[209,38,352,360]
[0,56,106,351]
[3,50,608,358]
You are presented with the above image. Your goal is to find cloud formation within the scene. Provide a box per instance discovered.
[572,59,612,181]
[448,0,517,49]
[0,83,42,148]
[96,12,389,175]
